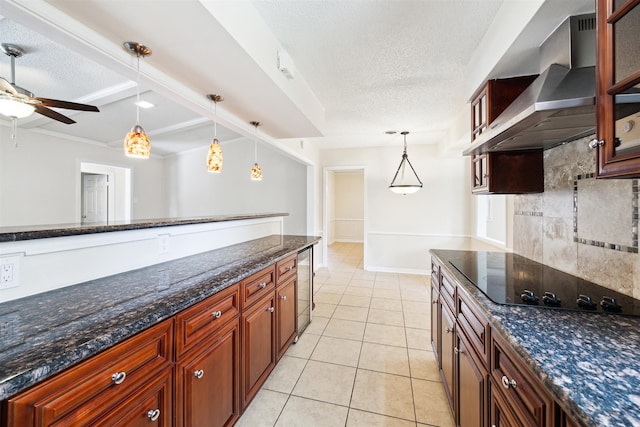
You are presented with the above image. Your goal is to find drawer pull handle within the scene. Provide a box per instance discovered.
[501,375,517,389]
[111,371,126,385]
[432,299,438,305]
[445,327,453,334]
[280,295,287,301]
[212,310,222,319]
[194,369,204,379]
[287,266,293,271]
[267,307,275,313]
[259,282,267,289]
[454,346,463,354]
[147,409,161,422]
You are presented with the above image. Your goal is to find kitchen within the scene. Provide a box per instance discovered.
[0,0,639,426]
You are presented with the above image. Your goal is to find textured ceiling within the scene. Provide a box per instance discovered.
[0,0,594,155]
[252,0,504,146]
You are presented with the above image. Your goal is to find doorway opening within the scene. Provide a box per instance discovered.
[322,166,367,269]
[79,162,131,224]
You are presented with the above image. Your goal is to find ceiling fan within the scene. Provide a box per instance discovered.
[0,43,100,124]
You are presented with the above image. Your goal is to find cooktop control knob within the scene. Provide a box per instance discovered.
[577,294,597,310]
[521,289,539,305]
[542,292,561,307]
[600,296,622,313]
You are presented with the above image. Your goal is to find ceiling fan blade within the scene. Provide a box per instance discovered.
[34,97,99,112]
[34,105,76,124]
[0,77,18,95]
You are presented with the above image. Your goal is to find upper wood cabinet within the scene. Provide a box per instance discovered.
[595,0,640,178]
[469,76,544,194]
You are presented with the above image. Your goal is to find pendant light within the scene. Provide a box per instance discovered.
[389,131,423,194]
[206,94,224,173]
[123,42,152,159]
[250,121,263,181]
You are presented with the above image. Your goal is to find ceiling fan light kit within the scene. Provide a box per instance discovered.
[123,41,152,159]
[0,43,99,133]
[250,121,263,181]
[206,94,224,173]
[389,131,423,195]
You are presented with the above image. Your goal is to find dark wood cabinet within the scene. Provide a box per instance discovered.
[469,76,543,194]
[241,292,276,410]
[175,317,240,427]
[276,275,297,360]
[489,379,524,427]
[472,151,544,194]
[456,331,486,427]
[595,0,640,178]
[490,333,554,427]
[5,319,174,427]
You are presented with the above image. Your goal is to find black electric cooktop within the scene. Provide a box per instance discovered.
[448,251,640,317]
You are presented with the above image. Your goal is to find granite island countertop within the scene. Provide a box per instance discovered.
[431,249,640,427]
[0,234,319,401]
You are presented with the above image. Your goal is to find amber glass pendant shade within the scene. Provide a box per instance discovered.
[207,138,223,173]
[251,162,263,180]
[124,124,151,159]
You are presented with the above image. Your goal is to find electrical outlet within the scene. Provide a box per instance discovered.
[0,255,21,290]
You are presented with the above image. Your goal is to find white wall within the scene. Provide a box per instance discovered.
[0,126,167,226]
[320,145,475,274]
[332,172,364,243]
[164,136,308,235]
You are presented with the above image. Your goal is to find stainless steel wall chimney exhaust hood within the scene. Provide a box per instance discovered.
[464,14,598,156]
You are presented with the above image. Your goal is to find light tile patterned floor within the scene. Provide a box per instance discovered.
[236,242,454,427]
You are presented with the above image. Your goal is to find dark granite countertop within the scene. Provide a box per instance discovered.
[0,234,319,401]
[431,249,640,427]
[0,213,287,242]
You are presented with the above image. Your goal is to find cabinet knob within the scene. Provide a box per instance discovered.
[267,307,275,313]
[280,295,287,301]
[445,327,453,334]
[259,282,267,289]
[432,299,438,305]
[147,409,161,422]
[194,369,204,379]
[111,371,126,385]
[501,375,517,390]
[212,310,222,319]
[588,138,605,149]
[454,346,463,354]
[287,266,293,271]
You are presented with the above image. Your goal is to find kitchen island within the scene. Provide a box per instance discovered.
[0,234,319,406]
[431,249,640,427]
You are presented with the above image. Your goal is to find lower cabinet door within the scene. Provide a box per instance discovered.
[276,277,297,360]
[175,318,240,427]
[431,286,440,364]
[92,367,173,427]
[456,331,486,427]
[242,292,276,409]
[440,303,455,409]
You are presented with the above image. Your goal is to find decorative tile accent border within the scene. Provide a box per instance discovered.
[572,175,638,253]
[514,211,543,217]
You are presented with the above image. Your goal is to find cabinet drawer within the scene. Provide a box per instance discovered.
[457,290,489,365]
[440,273,456,313]
[241,266,275,310]
[276,254,297,283]
[491,334,553,427]
[175,284,240,359]
[7,319,173,427]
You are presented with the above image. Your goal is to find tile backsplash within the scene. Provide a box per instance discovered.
[513,135,640,299]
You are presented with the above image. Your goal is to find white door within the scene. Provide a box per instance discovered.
[82,173,108,224]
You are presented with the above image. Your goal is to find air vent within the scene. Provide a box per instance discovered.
[577,16,596,32]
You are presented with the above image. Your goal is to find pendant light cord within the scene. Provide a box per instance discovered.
[135,53,141,125]
[214,101,217,138]
[254,125,258,162]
